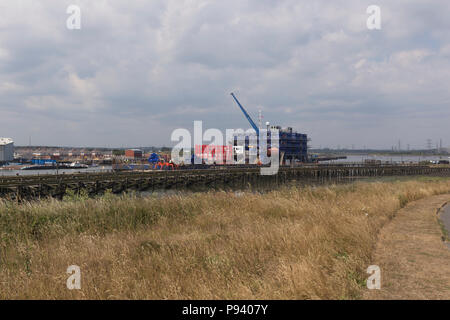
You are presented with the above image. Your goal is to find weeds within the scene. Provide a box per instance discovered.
[0,178,449,299]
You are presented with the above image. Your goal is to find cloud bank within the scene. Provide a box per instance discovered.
[0,0,449,148]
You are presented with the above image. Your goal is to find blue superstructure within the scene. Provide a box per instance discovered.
[31,159,57,165]
[230,93,308,163]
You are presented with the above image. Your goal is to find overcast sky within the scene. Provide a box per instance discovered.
[0,0,449,149]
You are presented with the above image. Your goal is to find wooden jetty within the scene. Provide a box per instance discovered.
[1,164,449,200]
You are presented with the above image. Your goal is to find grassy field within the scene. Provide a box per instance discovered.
[1,177,450,299]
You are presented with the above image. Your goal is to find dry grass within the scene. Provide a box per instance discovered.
[1,177,450,299]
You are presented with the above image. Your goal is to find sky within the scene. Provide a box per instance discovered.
[0,0,449,149]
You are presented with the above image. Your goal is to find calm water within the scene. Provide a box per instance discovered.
[441,204,450,249]
[323,154,449,164]
[1,154,449,176]
[0,166,113,176]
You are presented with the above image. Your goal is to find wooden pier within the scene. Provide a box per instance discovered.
[1,165,449,200]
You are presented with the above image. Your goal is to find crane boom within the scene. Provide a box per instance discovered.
[230,92,259,135]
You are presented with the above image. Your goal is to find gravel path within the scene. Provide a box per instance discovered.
[364,194,450,299]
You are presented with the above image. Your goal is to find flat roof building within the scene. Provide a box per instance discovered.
[0,138,14,163]
[125,149,143,159]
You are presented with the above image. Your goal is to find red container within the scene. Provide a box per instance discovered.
[194,145,233,164]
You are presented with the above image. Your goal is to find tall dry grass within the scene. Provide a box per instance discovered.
[1,177,450,299]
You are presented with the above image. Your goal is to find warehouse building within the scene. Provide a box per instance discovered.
[125,149,143,159]
[0,138,14,163]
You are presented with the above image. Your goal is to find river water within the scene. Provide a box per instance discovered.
[0,166,113,176]
[440,204,450,249]
[1,154,449,176]
[323,154,449,164]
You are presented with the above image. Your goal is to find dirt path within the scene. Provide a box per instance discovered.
[440,204,450,245]
[364,194,450,300]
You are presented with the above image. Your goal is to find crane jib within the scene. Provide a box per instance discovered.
[230,93,260,136]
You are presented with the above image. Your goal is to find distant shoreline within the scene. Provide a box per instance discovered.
[312,151,450,157]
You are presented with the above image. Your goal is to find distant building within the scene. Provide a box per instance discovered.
[51,153,61,160]
[125,149,143,159]
[0,138,14,163]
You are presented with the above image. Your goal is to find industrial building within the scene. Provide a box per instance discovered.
[125,149,143,159]
[0,138,14,163]
[230,93,309,164]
